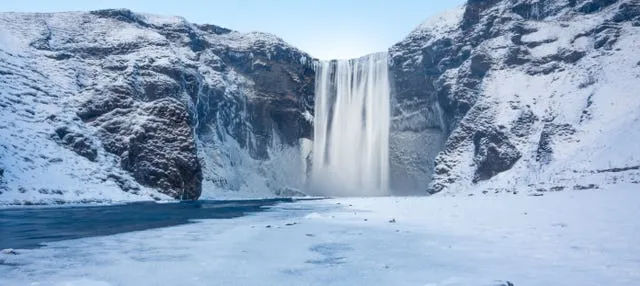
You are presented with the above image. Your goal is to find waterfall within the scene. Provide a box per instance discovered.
[311,52,390,196]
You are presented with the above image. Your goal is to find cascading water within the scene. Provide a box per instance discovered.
[311,52,390,196]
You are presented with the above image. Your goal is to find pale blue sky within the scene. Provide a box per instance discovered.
[2,1,465,59]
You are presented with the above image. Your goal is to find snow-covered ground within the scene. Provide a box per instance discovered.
[2,186,638,286]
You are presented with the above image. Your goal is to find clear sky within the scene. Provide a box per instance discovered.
[2,0,465,59]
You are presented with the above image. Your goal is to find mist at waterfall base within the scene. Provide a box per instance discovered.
[308,53,391,197]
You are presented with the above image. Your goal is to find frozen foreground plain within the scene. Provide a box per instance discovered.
[1,186,639,286]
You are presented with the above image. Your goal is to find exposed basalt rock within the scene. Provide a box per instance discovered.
[511,108,538,137]
[427,101,495,194]
[105,173,141,194]
[195,24,232,35]
[612,2,640,22]
[215,45,315,159]
[77,92,135,121]
[578,0,618,14]
[0,167,4,189]
[540,49,586,64]
[536,123,576,165]
[596,165,640,173]
[462,0,503,31]
[472,128,522,183]
[512,0,556,20]
[390,37,459,131]
[469,53,492,78]
[589,23,622,50]
[579,92,596,122]
[89,9,150,27]
[510,22,539,45]
[37,188,64,195]
[53,126,98,161]
[275,187,307,198]
[573,184,600,190]
[492,281,515,286]
[93,98,202,200]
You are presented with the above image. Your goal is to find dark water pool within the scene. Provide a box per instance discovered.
[0,198,293,250]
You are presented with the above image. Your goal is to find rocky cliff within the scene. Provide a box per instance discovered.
[389,0,640,195]
[0,9,314,204]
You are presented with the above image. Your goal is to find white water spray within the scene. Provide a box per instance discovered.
[311,53,390,196]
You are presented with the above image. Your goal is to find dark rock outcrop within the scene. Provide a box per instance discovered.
[612,1,640,22]
[511,108,538,137]
[211,39,315,159]
[90,98,202,199]
[536,123,576,165]
[53,126,99,161]
[578,0,618,14]
[472,128,522,182]
[492,281,515,286]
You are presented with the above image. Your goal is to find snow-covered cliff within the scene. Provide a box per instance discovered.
[389,0,640,195]
[0,9,315,204]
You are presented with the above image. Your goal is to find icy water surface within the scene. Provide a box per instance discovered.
[0,198,293,249]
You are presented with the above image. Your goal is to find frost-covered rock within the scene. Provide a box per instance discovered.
[389,0,640,194]
[472,127,522,183]
[274,187,308,198]
[53,126,99,162]
[90,98,202,200]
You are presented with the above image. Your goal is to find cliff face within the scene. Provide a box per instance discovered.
[389,0,640,194]
[0,9,314,203]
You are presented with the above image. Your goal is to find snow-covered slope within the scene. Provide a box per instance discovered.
[0,10,315,204]
[389,0,640,195]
